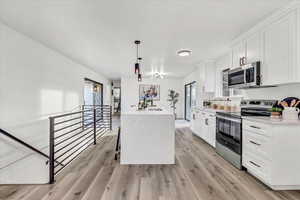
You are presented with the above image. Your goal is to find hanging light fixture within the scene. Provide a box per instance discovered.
[135,57,142,74]
[134,40,142,81]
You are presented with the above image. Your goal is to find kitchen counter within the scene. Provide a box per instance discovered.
[121,108,175,165]
[243,116,300,125]
[198,108,239,115]
[123,109,173,115]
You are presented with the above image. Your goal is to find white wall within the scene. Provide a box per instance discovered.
[0,22,111,183]
[243,83,300,100]
[121,77,184,119]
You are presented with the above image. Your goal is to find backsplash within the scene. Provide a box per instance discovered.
[243,83,300,101]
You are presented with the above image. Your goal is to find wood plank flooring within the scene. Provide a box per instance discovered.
[1,128,300,200]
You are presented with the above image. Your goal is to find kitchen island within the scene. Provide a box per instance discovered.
[120,109,175,164]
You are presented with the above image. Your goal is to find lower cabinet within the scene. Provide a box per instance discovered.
[192,110,216,148]
[242,119,300,190]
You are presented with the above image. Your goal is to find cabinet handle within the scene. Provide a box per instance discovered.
[249,140,261,146]
[250,125,261,129]
[239,57,243,66]
[249,161,261,168]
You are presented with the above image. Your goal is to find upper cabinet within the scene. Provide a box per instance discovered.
[198,61,216,93]
[203,61,216,93]
[246,32,261,64]
[232,42,246,68]
[215,53,231,97]
[262,10,297,86]
[204,61,216,92]
[231,32,261,69]
[211,3,300,96]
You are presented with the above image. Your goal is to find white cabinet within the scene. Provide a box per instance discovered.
[232,42,246,68]
[192,110,216,148]
[215,53,231,97]
[226,6,300,86]
[242,119,300,190]
[262,10,297,85]
[232,33,260,69]
[191,110,203,138]
[206,113,216,147]
[203,62,216,93]
[246,32,261,63]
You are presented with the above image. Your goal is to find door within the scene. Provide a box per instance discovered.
[185,82,196,121]
[216,115,242,155]
[84,78,103,107]
[113,87,121,113]
[84,78,103,125]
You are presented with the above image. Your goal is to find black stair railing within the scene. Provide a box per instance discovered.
[0,128,64,168]
[0,128,50,160]
[49,105,112,183]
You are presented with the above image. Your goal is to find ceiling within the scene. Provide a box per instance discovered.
[0,0,292,79]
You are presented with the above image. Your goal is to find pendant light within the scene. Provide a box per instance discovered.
[134,40,142,81]
[135,57,142,74]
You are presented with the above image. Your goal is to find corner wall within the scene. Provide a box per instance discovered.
[0,22,111,183]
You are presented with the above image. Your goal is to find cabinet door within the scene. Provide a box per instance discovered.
[199,112,206,139]
[232,42,246,68]
[194,112,202,137]
[207,116,216,147]
[204,62,216,92]
[190,112,196,132]
[262,11,297,85]
[214,53,231,97]
[246,32,261,63]
[203,118,209,142]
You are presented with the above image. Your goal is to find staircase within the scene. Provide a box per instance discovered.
[0,105,112,184]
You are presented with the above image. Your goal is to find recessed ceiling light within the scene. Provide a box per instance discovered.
[177,49,192,57]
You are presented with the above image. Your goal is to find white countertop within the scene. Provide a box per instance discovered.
[243,116,300,125]
[122,108,173,115]
[197,108,238,114]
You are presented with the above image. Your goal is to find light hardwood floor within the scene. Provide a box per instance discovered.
[1,128,300,200]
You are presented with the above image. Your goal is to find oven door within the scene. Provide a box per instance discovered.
[216,115,242,155]
[228,68,245,88]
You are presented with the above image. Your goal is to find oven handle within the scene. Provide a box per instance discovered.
[216,115,241,123]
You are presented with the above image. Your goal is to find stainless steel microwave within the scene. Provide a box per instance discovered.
[228,61,261,88]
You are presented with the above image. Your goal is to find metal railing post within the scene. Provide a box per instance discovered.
[81,105,85,131]
[93,108,97,145]
[49,117,55,184]
[110,106,112,131]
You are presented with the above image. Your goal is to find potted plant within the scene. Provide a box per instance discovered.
[271,106,282,118]
[167,90,179,119]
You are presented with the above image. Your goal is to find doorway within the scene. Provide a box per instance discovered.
[84,78,103,106]
[113,87,121,114]
[185,82,196,121]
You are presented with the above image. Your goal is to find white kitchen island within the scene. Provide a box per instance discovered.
[120,109,175,165]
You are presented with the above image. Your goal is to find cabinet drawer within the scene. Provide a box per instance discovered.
[243,153,270,183]
[243,130,270,160]
[243,120,270,137]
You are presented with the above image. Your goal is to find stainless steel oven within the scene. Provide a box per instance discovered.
[215,100,276,170]
[228,61,261,88]
[216,112,242,169]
